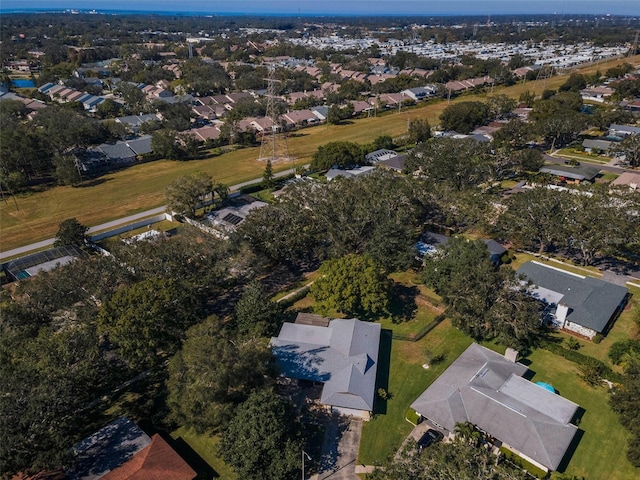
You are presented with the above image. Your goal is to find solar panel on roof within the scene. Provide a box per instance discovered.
[222,213,244,226]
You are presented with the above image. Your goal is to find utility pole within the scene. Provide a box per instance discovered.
[302,450,311,480]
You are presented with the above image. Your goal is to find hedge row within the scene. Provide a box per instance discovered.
[541,342,624,383]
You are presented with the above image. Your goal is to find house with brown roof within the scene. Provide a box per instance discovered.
[611,171,640,191]
[101,435,196,480]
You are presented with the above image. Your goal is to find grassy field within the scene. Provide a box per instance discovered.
[2,55,637,251]
[526,350,638,480]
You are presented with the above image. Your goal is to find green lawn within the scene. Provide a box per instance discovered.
[2,55,637,251]
[171,426,237,480]
[358,319,472,464]
[553,149,611,165]
[525,350,638,480]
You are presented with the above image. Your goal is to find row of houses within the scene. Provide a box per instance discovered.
[38,82,109,111]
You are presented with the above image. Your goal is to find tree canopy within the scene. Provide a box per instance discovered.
[166,316,274,434]
[221,389,304,480]
[367,438,528,480]
[234,280,285,337]
[311,254,390,318]
[165,171,226,218]
[98,277,204,368]
[54,218,88,247]
[310,141,365,171]
[439,101,490,134]
[423,237,541,349]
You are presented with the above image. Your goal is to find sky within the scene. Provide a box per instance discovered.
[1,0,638,16]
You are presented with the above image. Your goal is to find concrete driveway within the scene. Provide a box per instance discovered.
[310,416,363,480]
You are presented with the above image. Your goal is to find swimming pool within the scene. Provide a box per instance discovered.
[11,79,36,88]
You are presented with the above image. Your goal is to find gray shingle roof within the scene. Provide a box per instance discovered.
[271,318,381,412]
[582,139,612,150]
[539,164,601,181]
[126,135,152,155]
[98,142,135,160]
[411,343,579,471]
[68,417,151,480]
[517,261,628,332]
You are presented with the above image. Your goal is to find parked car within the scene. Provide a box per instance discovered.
[417,429,444,451]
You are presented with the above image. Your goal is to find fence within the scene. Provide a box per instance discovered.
[391,313,447,342]
[89,213,169,242]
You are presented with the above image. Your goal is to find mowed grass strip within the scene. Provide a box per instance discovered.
[2,55,637,251]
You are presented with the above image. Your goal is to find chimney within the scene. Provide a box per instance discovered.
[504,348,519,363]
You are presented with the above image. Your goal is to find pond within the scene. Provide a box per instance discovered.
[11,79,36,88]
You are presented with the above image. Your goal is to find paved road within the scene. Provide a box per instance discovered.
[0,167,300,261]
[543,153,631,175]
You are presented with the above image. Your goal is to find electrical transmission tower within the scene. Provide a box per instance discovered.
[629,30,639,58]
[258,64,292,165]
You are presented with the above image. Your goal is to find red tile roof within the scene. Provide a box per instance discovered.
[101,435,196,480]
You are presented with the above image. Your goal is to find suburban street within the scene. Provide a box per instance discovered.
[0,167,300,261]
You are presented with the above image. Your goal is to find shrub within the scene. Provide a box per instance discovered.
[565,338,581,350]
[541,342,623,383]
[499,447,548,479]
[405,408,422,426]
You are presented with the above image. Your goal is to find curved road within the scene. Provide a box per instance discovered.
[0,168,300,261]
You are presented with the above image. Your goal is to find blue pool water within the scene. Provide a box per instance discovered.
[11,79,35,88]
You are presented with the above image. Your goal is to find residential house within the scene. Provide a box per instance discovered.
[115,114,161,133]
[101,435,196,480]
[187,124,222,142]
[281,109,319,127]
[125,136,153,156]
[610,171,640,191]
[609,124,640,138]
[326,166,375,181]
[66,417,195,480]
[271,317,381,419]
[517,261,628,339]
[311,105,329,122]
[580,86,614,103]
[582,139,613,153]
[67,417,152,479]
[192,104,227,120]
[249,116,276,134]
[365,149,398,163]
[350,100,373,116]
[411,343,579,473]
[511,107,533,120]
[539,164,601,183]
[445,76,492,93]
[416,234,505,263]
[401,86,437,102]
[376,154,407,172]
[3,245,85,282]
[97,142,136,164]
[206,195,267,234]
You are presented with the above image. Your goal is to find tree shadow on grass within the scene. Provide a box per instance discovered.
[169,435,219,479]
[373,329,393,415]
[75,178,112,188]
[388,283,419,324]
